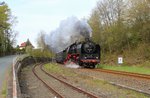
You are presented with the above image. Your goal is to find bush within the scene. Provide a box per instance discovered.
[26,48,54,58]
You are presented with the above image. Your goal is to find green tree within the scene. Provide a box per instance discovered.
[89,0,150,65]
[127,0,150,44]
[89,0,128,53]
[0,2,17,56]
[88,9,101,44]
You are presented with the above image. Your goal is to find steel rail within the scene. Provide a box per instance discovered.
[92,69,150,80]
[40,64,100,98]
[32,64,63,98]
[80,68,150,95]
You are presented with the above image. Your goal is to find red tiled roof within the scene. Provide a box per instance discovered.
[20,42,26,47]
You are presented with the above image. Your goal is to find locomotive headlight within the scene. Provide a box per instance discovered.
[84,55,87,59]
[96,57,99,59]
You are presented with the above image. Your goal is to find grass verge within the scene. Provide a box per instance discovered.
[0,65,12,98]
[97,64,150,75]
[44,63,77,77]
[1,81,7,98]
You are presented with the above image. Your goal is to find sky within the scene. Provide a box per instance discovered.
[3,0,98,47]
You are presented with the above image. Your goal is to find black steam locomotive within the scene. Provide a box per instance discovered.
[56,38,100,68]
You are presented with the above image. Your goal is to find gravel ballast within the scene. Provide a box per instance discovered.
[19,65,55,98]
[35,65,91,98]
[77,69,150,95]
[44,63,150,98]
[19,63,150,98]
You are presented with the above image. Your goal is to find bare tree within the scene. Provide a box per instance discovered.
[97,0,126,27]
[37,31,47,50]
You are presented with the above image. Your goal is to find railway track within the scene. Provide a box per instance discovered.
[32,64,63,98]
[78,68,150,95]
[92,69,150,80]
[32,64,100,98]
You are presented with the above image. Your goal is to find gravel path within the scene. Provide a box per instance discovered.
[77,69,150,95]
[19,65,54,98]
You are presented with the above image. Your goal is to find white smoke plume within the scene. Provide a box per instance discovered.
[45,16,92,53]
[65,60,80,68]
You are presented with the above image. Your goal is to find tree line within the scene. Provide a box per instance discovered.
[89,0,150,55]
[0,2,17,56]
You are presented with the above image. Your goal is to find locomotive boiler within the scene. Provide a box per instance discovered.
[56,38,100,68]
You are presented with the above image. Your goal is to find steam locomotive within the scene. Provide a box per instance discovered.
[56,38,100,68]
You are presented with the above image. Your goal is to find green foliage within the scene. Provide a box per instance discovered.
[26,48,54,58]
[1,81,6,98]
[89,0,150,65]
[28,31,55,58]
[25,46,32,54]
[44,63,77,77]
[97,64,150,75]
[0,2,17,56]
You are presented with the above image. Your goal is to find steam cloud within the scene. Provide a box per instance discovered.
[45,16,92,53]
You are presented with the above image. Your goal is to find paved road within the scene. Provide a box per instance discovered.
[0,55,17,90]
